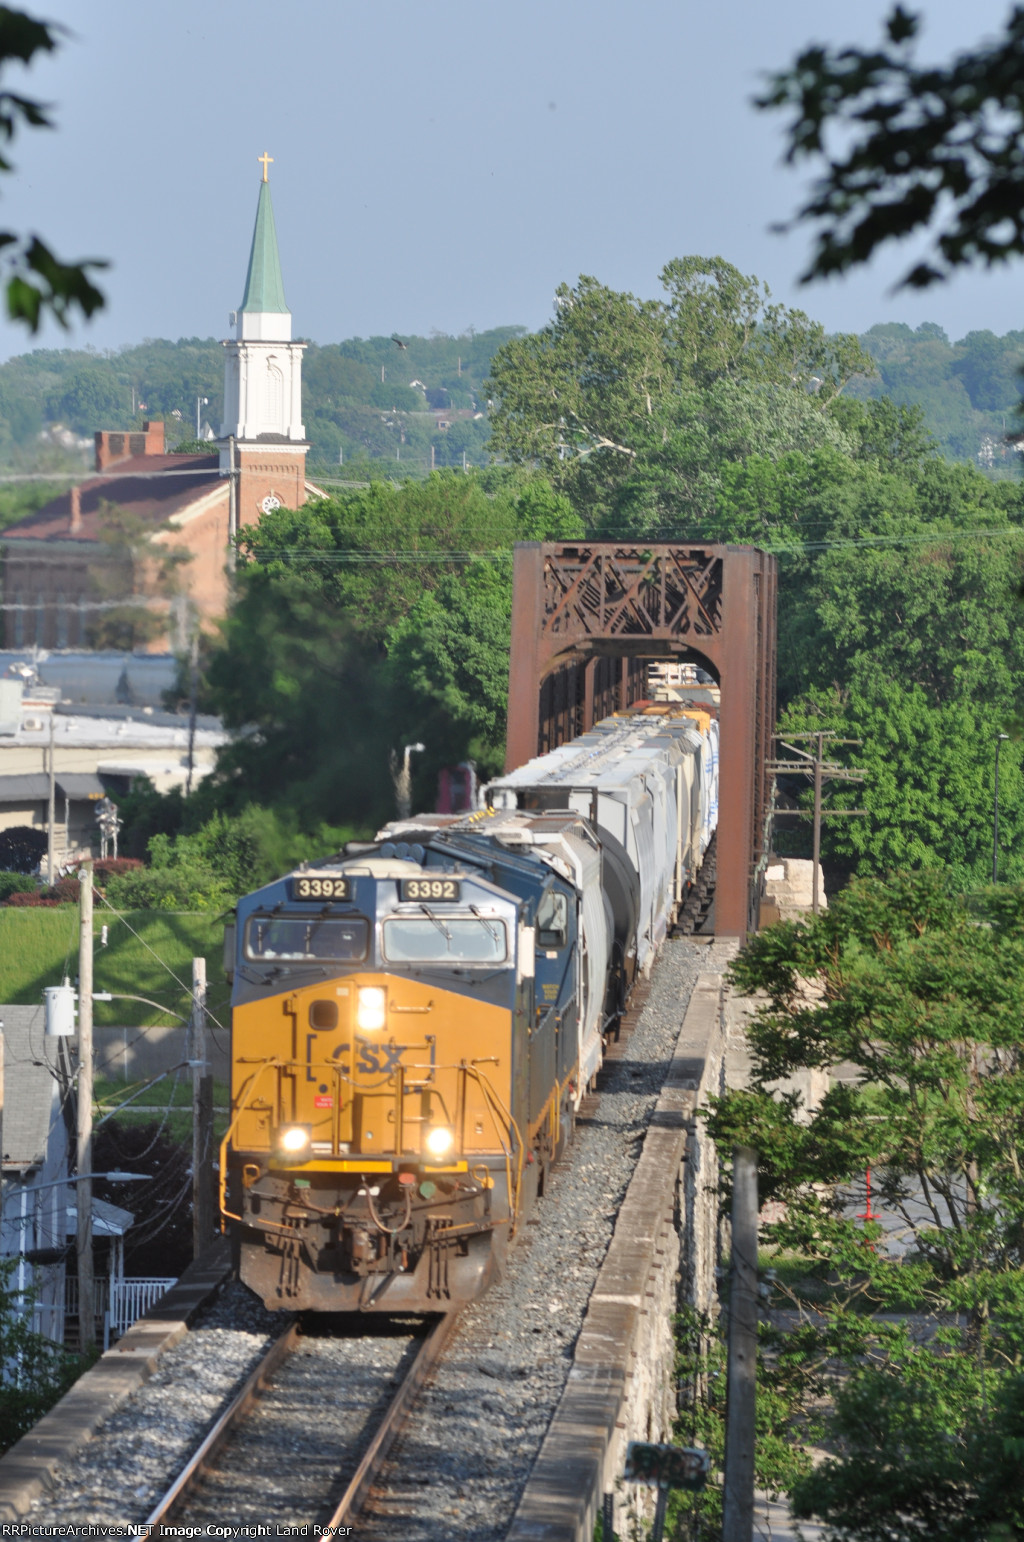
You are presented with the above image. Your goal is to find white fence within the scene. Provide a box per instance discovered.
[58,1275,177,1350]
[105,1277,176,1348]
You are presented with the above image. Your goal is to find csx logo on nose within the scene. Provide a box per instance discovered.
[355,1038,404,1075]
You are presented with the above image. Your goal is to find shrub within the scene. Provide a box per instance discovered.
[47,877,80,904]
[0,873,37,903]
[104,863,231,912]
[0,1257,85,1452]
[93,857,143,884]
[4,891,60,908]
[0,827,46,873]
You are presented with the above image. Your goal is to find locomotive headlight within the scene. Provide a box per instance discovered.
[425,1125,455,1159]
[278,1124,311,1156]
[357,986,387,1030]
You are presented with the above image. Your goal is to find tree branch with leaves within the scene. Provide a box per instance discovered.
[0,7,105,330]
[761,5,1024,288]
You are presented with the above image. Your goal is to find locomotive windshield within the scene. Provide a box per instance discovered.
[382,916,507,964]
[245,914,369,962]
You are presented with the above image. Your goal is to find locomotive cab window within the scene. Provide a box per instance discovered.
[536,890,568,949]
[245,914,369,962]
[382,916,507,964]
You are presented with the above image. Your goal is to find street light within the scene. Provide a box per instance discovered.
[196,395,209,439]
[394,741,425,820]
[993,732,1011,884]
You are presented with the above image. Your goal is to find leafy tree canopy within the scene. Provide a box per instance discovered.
[199,473,581,829]
[761,5,1024,287]
[485,258,875,529]
[709,872,1024,1540]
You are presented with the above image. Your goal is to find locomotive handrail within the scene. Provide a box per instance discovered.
[465,1060,524,1232]
[219,1058,286,1224]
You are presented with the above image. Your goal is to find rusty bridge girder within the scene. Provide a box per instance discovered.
[505,542,777,939]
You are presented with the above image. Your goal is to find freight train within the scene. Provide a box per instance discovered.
[221,705,720,1313]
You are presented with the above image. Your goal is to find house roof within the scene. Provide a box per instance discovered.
[63,1198,134,1238]
[0,771,106,804]
[0,1005,60,1171]
[1,454,224,546]
[240,180,288,315]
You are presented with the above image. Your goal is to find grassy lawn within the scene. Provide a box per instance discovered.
[94,1073,232,1144]
[0,908,232,1030]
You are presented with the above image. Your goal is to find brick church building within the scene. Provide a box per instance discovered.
[1,165,320,651]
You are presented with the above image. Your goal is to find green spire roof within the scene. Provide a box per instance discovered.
[240,181,289,314]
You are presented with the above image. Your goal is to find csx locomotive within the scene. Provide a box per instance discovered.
[221,706,719,1313]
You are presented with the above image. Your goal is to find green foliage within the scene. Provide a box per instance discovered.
[85,503,191,651]
[0,871,35,900]
[198,473,579,830]
[759,6,1024,288]
[668,1307,811,1538]
[0,1258,85,1453]
[0,10,106,334]
[105,806,352,911]
[850,322,1024,466]
[791,1352,1024,1542]
[485,257,874,530]
[385,556,514,781]
[707,872,1024,1536]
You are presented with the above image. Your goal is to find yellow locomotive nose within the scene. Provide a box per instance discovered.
[425,1125,456,1158]
[277,1124,312,1157]
[356,985,387,1029]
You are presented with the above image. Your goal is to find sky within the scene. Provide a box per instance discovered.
[0,0,1021,362]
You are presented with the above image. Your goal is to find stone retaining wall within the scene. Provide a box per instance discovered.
[507,951,734,1542]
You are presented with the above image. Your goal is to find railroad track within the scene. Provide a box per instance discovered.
[145,1312,457,1536]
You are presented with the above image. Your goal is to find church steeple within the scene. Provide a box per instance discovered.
[219,156,308,522]
[239,179,289,332]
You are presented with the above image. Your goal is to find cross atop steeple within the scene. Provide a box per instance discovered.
[258,150,273,183]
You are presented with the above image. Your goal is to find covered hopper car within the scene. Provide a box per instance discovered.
[221,707,719,1313]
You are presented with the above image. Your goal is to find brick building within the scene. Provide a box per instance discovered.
[1,165,317,651]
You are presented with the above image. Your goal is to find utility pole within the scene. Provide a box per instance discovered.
[190,957,214,1258]
[722,1146,758,1542]
[76,865,95,1351]
[185,623,199,797]
[46,712,55,885]
[767,732,868,913]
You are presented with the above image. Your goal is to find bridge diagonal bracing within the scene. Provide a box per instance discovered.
[505,542,777,938]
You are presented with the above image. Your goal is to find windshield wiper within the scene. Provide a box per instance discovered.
[420,903,451,943]
[469,904,501,944]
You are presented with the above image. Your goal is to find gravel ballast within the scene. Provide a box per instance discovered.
[19,937,726,1538]
[360,938,729,1541]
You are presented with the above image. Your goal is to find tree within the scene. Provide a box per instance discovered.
[761,6,1024,287]
[385,555,515,783]
[199,474,581,829]
[0,9,105,330]
[708,872,1024,1539]
[0,1257,83,1452]
[485,274,672,516]
[485,258,874,530]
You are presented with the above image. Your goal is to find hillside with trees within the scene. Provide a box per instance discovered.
[0,311,1020,491]
[852,321,1024,469]
[0,327,522,483]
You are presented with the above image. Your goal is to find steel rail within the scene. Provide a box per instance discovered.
[142,1318,302,1534]
[317,1312,458,1535]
